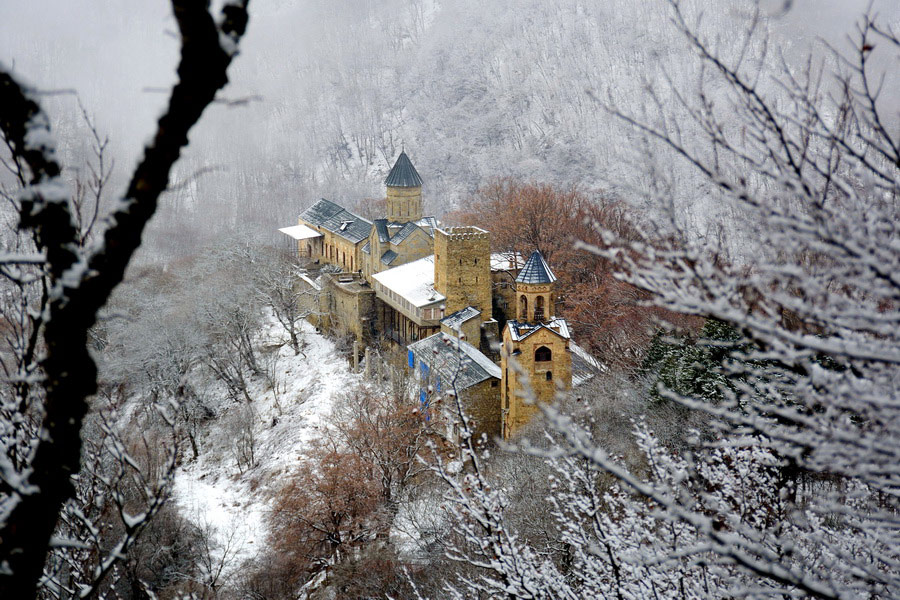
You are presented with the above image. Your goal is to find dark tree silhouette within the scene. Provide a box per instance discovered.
[0,1,250,596]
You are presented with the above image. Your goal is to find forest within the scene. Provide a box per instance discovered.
[1,0,899,598]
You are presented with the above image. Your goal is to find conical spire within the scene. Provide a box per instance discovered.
[516,251,557,284]
[385,151,423,188]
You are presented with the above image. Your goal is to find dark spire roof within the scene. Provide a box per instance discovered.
[385,151,423,188]
[516,251,557,284]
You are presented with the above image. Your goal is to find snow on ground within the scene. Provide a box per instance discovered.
[172,316,361,573]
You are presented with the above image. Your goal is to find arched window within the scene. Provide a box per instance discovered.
[520,295,528,320]
[535,295,545,322]
[535,345,552,362]
[545,371,553,381]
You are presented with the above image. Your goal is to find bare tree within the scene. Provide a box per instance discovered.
[0,1,250,595]
[418,4,900,600]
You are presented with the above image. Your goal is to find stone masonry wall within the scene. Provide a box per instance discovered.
[434,227,492,320]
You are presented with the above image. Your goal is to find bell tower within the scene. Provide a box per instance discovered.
[515,251,556,323]
[500,250,571,440]
[385,151,423,223]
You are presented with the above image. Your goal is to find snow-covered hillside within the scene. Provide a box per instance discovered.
[171,317,359,573]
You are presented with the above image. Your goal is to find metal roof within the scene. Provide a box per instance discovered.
[409,332,500,391]
[390,221,420,245]
[416,216,438,234]
[380,250,398,266]
[516,251,557,284]
[571,342,605,386]
[374,219,391,243]
[361,241,371,254]
[441,306,481,330]
[385,151,423,188]
[300,199,372,244]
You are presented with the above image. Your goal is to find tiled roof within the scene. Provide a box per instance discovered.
[441,306,481,330]
[516,251,557,284]
[300,199,372,244]
[380,250,398,266]
[385,151,423,188]
[409,332,500,391]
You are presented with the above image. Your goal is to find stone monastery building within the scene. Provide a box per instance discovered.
[280,152,600,439]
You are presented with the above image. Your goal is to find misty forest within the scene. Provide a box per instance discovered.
[1,0,899,598]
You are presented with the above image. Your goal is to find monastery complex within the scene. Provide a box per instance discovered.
[280,152,600,440]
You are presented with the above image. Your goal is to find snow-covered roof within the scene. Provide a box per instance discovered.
[490,252,524,271]
[409,332,501,391]
[516,251,557,284]
[506,317,571,342]
[278,223,322,240]
[441,306,481,330]
[571,342,605,386]
[372,255,445,308]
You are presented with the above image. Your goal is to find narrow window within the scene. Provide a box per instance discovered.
[546,371,553,381]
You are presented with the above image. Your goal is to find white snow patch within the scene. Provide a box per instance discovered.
[172,316,360,572]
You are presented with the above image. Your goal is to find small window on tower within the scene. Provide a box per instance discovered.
[546,371,553,381]
[535,346,552,362]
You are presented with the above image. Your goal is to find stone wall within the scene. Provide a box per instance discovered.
[386,185,422,223]
[500,326,572,439]
[434,226,492,319]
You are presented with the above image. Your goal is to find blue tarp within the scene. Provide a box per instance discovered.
[408,350,415,368]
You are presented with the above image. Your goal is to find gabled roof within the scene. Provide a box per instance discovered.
[361,241,371,255]
[380,250,398,266]
[506,318,571,342]
[373,219,391,243]
[300,199,372,244]
[416,216,438,235]
[385,151,423,188]
[391,221,420,245]
[516,251,557,284]
[409,332,501,391]
[441,306,481,330]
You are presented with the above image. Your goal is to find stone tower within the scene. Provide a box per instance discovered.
[433,226,492,321]
[385,151,423,223]
[500,250,572,439]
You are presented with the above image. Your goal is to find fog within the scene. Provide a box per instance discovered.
[1,0,897,260]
